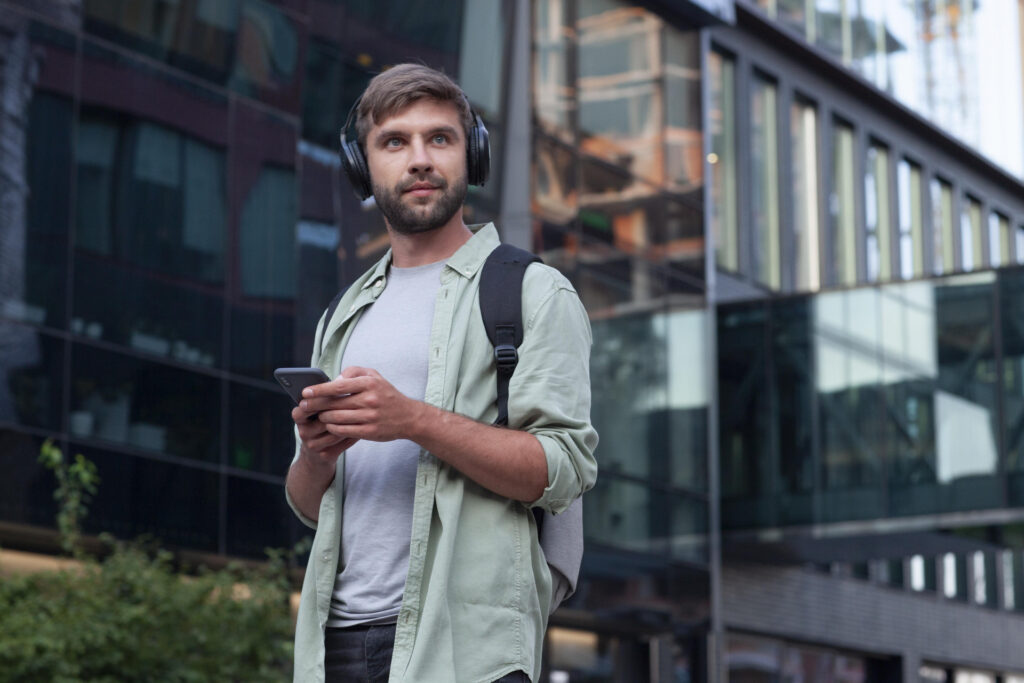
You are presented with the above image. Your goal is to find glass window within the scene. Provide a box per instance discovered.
[227,476,307,558]
[779,0,813,38]
[960,195,983,271]
[791,98,820,291]
[897,159,924,279]
[239,166,298,298]
[83,0,239,84]
[301,42,372,149]
[0,323,64,431]
[0,430,58,529]
[74,443,221,551]
[1017,224,1024,264]
[583,476,706,562]
[988,211,1010,268]
[815,289,884,521]
[229,0,302,113]
[664,26,703,193]
[457,0,508,119]
[864,143,892,282]
[1002,550,1016,610]
[70,345,221,464]
[228,383,295,476]
[534,0,575,140]
[910,554,937,591]
[830,121,857,286]
[751,74,781,289]
[709,51,738,272]
[1002,270,1024,502]
[931,178,955,274]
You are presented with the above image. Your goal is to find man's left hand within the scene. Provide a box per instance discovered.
[300,366,424,442]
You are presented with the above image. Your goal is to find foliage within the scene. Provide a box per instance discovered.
[0,443,300,682]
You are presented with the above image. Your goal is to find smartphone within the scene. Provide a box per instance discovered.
[273,367,331,406]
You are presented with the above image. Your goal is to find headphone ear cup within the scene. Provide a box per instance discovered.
[340,137,373,200]
[467,114,490,187]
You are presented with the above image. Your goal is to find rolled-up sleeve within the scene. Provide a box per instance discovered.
[508,271,599,514]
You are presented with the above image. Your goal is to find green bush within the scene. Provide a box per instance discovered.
[0,442,298,682]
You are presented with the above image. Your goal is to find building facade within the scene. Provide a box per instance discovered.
[0,0,1023,681]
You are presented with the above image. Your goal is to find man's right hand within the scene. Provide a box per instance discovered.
[293,403,358,466]
[287,403,359,522]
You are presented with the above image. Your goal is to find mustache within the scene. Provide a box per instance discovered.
[398,174,448,192]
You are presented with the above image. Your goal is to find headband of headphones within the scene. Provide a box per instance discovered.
[338,93,490,201]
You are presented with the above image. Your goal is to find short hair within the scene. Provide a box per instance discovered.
[355,63,473,146]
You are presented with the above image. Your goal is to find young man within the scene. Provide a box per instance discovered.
[285,64,598,683]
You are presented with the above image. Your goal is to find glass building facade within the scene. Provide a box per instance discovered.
[3,0,1024,681]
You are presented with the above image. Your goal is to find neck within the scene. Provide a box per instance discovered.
[387,212,473,267]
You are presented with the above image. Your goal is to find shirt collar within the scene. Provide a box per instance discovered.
[362,222,500,288]
[445,223,500,279]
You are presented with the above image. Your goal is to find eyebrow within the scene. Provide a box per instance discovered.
[373,125,461,146]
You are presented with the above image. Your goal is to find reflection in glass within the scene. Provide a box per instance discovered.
[931,178,955,274]
[534,0,574,140]
[988,211,1010,268]
[0,430,57,529]
[76,444,220,551]
[229,0,301,110]
[457,0,508,119]
[228,382,295,475]
[0,323,63,431]
[1003,270,1024,503]
[584,475,707,563]
[70,345,220,464]
[302,41,372,149]
[709,51,738,272]
[791,98,820,290]
[83,0,238,84]
[227,476,305,558]
[960,195,983,271]
[897,159,924,279]
[864,143,891,281]
[240,166,298,298]
[831,121,857,286]
[815,289,884,520]
[1017,225,1024,265]
[664,26,703,192]
[578,5,662,184]
[751,75,780,288]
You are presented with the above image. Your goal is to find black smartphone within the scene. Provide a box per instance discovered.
[273,367,331,406]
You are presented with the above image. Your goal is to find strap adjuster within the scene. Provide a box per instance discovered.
[494,344,518,372]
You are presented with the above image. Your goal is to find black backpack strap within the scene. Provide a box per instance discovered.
[479,243,541,427]
[318,289,346,358]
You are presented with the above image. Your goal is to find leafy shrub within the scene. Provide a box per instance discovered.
[0,442,297,682]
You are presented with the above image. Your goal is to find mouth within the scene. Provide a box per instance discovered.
[403,183,439,197]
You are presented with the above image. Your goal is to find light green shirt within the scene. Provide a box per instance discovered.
[287,224,598,683]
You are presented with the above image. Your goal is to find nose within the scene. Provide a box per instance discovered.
[407,137,434,175]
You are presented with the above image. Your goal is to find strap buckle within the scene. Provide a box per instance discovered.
[494,344,518,373]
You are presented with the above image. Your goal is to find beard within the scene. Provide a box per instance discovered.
[372,172,468,235]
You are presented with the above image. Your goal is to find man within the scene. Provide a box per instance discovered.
[285,63,597,683]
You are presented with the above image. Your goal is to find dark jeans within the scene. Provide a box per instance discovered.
[323,624,529,682]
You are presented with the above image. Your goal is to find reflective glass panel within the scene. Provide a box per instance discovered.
[534,0,574,140]
[931,178,955,274]
[664,309,708,491]
[228,382,295,475]
[457,0,508,120]
[751,75,781,289]
[1017,225,1024,264]
[988,211,1010,268]
[726,634,781,681]
[831,121,857,286]
[301,41,372,149]
[584,475,706,563]
[709,51,738,272]
[69,345,221,464]
[229,0,303,113]
[0,430,57,528]
[664,26,703,193]
[83,0,239,84]
[960,195,983,271]
[1,22,76,331]
[227,475,307,558]
[1003,269,1024,504]
[816,289,885,521]
[864,143,892,282]
[791,98,820,291]
[74,444,220,551]
[897,159,924,279]
[0,323,63,431]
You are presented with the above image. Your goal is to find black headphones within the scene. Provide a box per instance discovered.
[338,94,490,201]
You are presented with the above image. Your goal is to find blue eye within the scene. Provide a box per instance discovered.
[433,134,448,144]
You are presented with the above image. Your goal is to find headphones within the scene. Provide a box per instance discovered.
[338,94,490,201]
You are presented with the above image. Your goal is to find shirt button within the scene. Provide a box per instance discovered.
[348,304,356,312]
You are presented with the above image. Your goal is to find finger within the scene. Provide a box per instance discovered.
[292,405,321,425]
[319,408,375,425]
[340,366,382,379]
[301,374,371,401]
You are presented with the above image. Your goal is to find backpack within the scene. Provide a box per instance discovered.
[317,243,583,613]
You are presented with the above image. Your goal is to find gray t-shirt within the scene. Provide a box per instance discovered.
[327,259,444,627]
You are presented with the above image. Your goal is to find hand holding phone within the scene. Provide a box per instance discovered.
[274,367,331,406]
